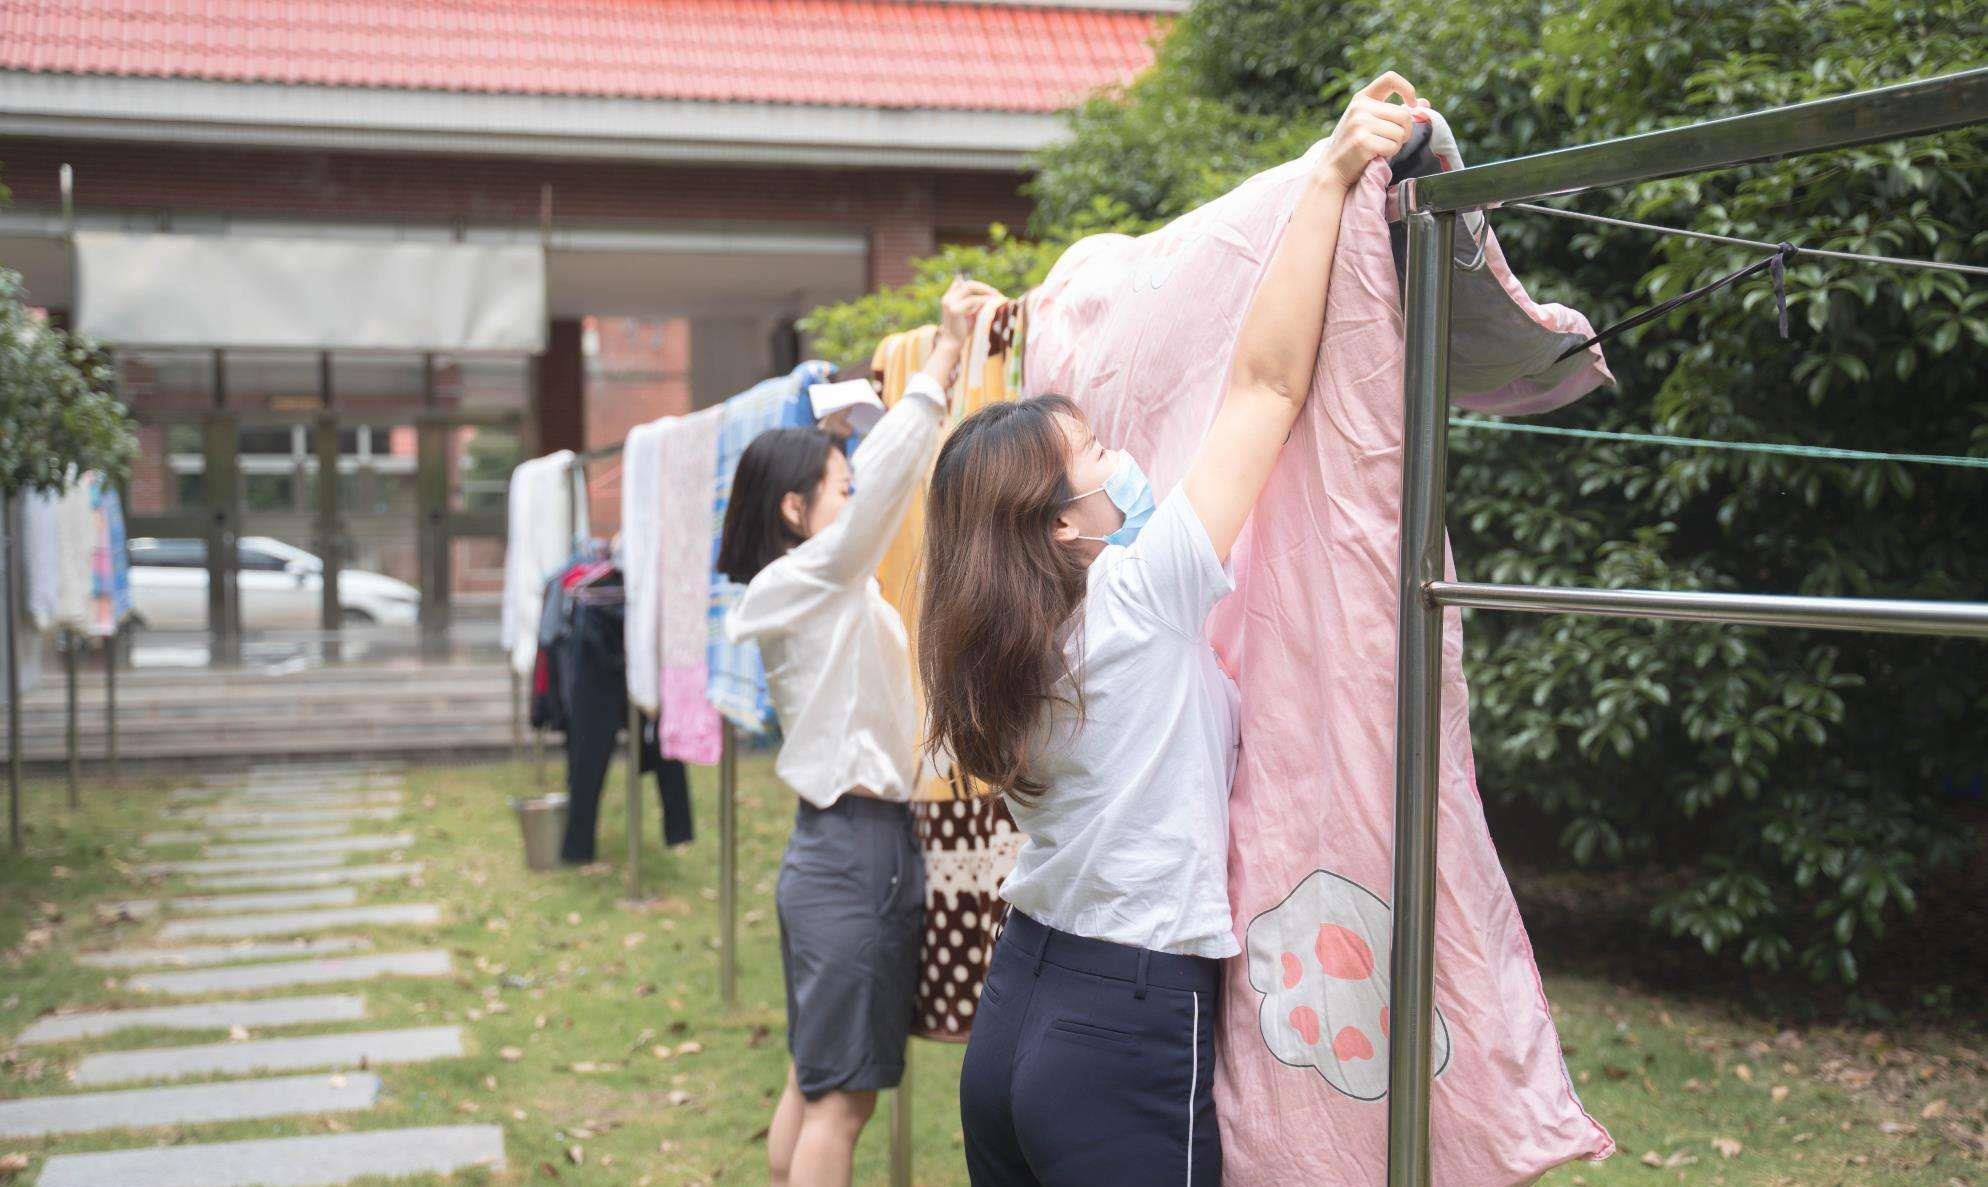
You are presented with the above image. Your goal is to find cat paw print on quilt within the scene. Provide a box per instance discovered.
[1245,870,1452,1101]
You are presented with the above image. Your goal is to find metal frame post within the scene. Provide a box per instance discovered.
[1386,209,1455,1187]
[890,1062,913,1187]
[626,699,643,901]
[104,629,118,780]
[718,721,738,1008]
[511,668,524,763]
[5,491,21,851]
[315,404,342,663]
[533,723,547,789]
[1376,66,1988,1185]
[63,628,78,807]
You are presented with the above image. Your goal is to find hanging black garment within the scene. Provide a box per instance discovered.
[545,570,694,863]
[529,570,573,732]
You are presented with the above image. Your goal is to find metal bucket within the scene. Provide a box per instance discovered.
[510,794,569,872]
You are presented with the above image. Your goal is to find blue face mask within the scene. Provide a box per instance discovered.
[1069,451,1156,547]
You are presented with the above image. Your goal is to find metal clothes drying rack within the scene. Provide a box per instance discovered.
[3,490,126,852]
[505,441,876,1172]
[1381,67,1988,1185]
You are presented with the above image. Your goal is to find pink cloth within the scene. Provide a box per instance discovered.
[1025,114,1616,1185]
[655,406,725,765]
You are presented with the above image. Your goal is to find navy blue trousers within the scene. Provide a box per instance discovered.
[961,910,1222,1186]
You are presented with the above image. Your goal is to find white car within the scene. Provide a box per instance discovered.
[127,536,421,631]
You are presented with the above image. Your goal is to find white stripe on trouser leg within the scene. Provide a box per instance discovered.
[1186,989,1200,1186]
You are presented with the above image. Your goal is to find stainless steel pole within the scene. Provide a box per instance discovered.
[105,631,118,780]
[890,1064,913,1187]
[626,700,642,902]
[510,668,523,764]
[719,721,738,1009]
[64,629,78,807]
[1429,580,1988,638]
[5,492,21,851]
[1386,209,1456,1187]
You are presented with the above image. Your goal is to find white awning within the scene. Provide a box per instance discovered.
[75,231,546,352]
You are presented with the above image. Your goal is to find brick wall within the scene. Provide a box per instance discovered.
[582,315,693,536]
[0,138,1031,289]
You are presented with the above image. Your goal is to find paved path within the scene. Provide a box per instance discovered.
[4,766,506,1183]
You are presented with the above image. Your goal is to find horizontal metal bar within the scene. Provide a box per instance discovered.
[1429,581,1988,639]
[1394,67,1988,217]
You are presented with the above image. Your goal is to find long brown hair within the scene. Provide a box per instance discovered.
[919,395,1089,797]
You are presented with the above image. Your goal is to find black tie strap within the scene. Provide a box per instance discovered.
[1556,242,1798,363]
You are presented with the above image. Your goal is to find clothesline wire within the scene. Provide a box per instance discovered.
[1448,417,1988,470]
[1509,202,1988,278]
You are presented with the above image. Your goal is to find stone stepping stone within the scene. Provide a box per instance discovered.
[76,937,372,970]
[184,789,406,805]
[188,807,400,826]
[104,888,359,918]
[159,904,440,941]
[34,1123,503,1186]
[16,994,366,1046]
[203,834,414,859]
[207,766,397,784]
[191,786,403,801]
[214,778,406,795]
[142,824,353,846]
[170,798,403,819]
[137,855,345,876]
[189,862,424,891]
[72,1024,465,1086]
[127,949,452,996]
[172,781,401,801]
[0,1071,378,1137]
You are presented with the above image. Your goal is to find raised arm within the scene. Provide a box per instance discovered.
[799,279,1001,586]
[1181,72,1421,564]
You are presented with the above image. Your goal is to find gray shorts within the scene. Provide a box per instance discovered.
[777,794,925,1100]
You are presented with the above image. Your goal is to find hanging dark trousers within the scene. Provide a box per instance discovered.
[557,596,694,864]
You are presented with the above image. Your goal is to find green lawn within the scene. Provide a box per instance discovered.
[2,759,1983,1186]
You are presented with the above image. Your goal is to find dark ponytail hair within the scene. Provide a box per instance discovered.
[717,427,837,585]
[919,396,1089,797]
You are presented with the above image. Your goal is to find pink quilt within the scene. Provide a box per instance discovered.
[1024,111,1617,1185]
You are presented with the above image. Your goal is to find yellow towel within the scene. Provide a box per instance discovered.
[870,299,1022,801]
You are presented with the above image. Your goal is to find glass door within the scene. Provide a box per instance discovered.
[117,347,532,666]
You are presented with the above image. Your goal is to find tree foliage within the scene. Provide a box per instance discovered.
[0,267,136,497]
[803,0,1988,991]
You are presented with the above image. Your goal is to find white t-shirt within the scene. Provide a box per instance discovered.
[999,489,1241,959]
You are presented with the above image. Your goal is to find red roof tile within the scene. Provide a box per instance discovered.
[0,0,1162,112]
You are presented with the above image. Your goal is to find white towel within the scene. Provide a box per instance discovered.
[501,450,580,677]
[20,486,65,631]
[52,476,95,631]
[619,420,668,714]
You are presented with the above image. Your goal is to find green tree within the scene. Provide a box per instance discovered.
[1,267,136,496]
[805,0,1988,991]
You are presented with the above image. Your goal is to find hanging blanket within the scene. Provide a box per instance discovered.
[1023,109,1616,1186]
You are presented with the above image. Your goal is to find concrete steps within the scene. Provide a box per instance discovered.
[2,659,529,768]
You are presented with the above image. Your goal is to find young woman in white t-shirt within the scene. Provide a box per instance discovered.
[918,73,1421,1186]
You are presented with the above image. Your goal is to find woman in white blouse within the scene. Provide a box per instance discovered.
[722,277,998,1187]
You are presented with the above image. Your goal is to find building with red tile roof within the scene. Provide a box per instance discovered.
[0,0,1170,651]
